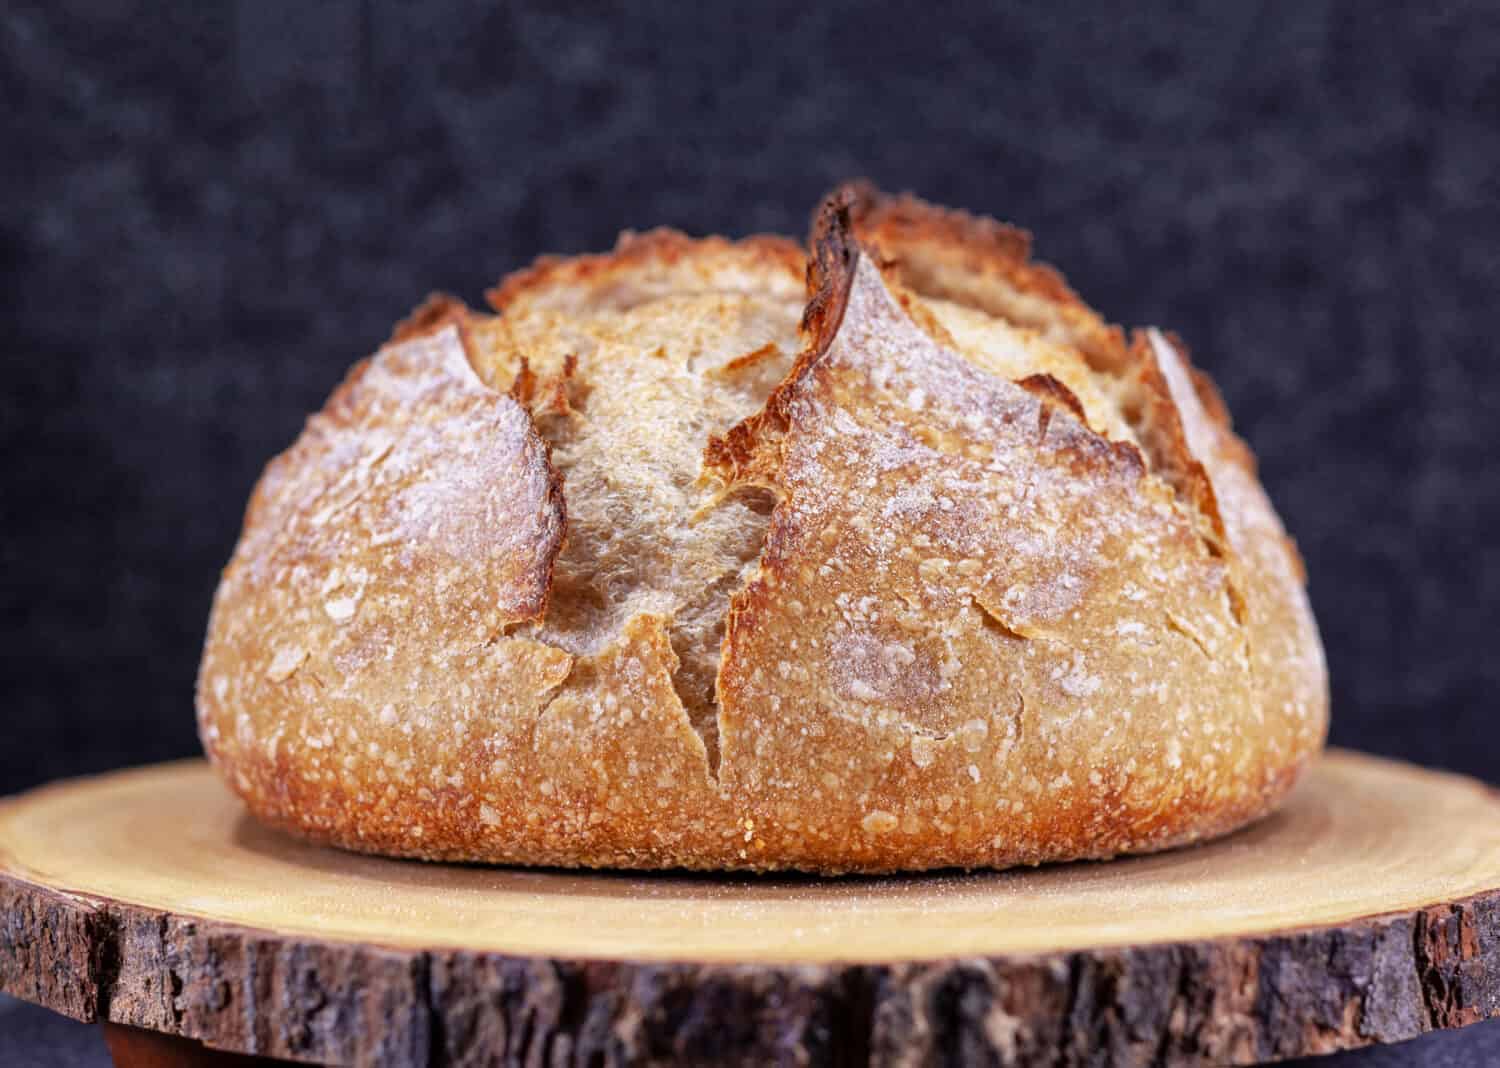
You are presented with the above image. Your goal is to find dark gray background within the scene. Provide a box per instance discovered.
[2,1,1497,1064]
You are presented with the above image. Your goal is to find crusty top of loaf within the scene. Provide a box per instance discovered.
[196,184,1327,872]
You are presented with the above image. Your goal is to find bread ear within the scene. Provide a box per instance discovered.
[841,183,1128,372]
[388,291,473,345]
[702,185,862,488]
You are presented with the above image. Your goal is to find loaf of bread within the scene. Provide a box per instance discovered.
[197,183,1328,873]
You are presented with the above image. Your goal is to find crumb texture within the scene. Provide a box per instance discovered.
[478,230,804,774]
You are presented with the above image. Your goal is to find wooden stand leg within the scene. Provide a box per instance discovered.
[103,1023,282,1067]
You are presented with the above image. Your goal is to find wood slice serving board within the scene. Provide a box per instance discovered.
[2,750,1499,1067]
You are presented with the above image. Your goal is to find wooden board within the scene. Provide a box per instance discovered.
[2,750,1499,1066]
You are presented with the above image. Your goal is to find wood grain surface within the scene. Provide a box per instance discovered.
[2,750,1498,1065]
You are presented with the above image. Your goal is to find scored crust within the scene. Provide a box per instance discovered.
[198,186,1328,872]
[704,189,1322,869]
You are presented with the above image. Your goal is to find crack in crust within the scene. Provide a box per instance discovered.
[474,230,808,788]
[703,190,863,488]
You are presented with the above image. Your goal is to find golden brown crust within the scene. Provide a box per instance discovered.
[388,291,473,345]
[1145,327,1329,764]
[834,184,1220,537]
[1165,329,1262,476]
[841,180,1129,371]
[707,196,1293,870]
[199,186,1327,873]
[702,189,861,487]
[197,326,569,847]
[486,228,805,318]
[1101,330,1230,560]
[1014,373,1094,428]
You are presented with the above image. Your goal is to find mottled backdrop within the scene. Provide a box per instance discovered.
[3,2,1499,1064]
[7,1,1497,791]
